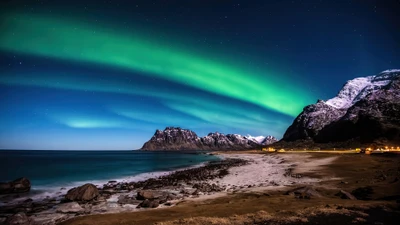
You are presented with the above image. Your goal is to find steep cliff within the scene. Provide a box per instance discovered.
[282,69,400,146]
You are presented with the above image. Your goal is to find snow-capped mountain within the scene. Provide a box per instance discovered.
[245,135,266,144]
[260,136,279,145]
[141,127,277,150]
[245,135,278,145]
[283,69,400,146]
[326,69,400,109]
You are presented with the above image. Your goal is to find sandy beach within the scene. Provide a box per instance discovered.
[59,152,400,225]
[2,151,400,225]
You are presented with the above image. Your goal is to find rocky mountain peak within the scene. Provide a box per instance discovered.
[283,69,400,146]
[260,136,279,145]
[373,69,400,81]
[325,70,400,109]
[141,127,277,150]
[141,127,202,150]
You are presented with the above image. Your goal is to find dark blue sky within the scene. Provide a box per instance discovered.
[0,0,399,150]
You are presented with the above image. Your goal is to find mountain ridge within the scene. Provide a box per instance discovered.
[281,69,400,147]
[141,127,277,150]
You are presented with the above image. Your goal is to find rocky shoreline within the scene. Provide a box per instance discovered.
[0,153,338,225]
[0,157,250,225]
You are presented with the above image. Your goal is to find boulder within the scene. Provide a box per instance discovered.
[31,202,51,213]
[117,195,142,205]
[136,190,156,200]
[65,183,99,202]
[12,178,31,193]
[138,199,159,208]
[56,202,84,213]
[336,190,357,200]
[351,186,373,200]
[0,178,31,194]
[158,193,176,204]
[5,212,32,225]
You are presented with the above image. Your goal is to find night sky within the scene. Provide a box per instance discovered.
[1,1,399,150]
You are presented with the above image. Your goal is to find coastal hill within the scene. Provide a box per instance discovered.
[280,69,400,147]
[141,127,277,150]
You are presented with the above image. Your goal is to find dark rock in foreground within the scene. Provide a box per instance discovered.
[56,202,84,214]
[65,183,99,202]
[5,212,33,225]
[0,177,31,194]
[136,190,158,200]
[351,186,374,200]
[285,186,322,199]
[117,195,142,205]
[137,199,159,208]
[335,190,357,200]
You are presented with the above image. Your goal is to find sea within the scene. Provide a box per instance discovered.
[0,150,220,201]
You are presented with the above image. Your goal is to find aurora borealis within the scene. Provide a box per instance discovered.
[1,1,399,150]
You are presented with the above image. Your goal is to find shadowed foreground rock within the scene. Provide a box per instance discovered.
[335,190,357,200]
[5,212,33,225]
[137,190,158,200]
[285,186,322,199]
[137,199,159,208]
[0,177,31,194]
[56,202,85,214]
[65,183,99,202]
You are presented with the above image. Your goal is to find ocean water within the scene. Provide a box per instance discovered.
[0,150,219,200]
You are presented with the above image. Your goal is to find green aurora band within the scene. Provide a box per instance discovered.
[0,13,315,117]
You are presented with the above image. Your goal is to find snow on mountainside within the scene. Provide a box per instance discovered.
[245,135,266,144]
[326,69,400,109]
[282,69,400,145]
[245,135,278,145]
[141,127,277,150]
[260,136,279,145]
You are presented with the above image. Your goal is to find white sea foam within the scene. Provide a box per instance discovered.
[1,158,218,205]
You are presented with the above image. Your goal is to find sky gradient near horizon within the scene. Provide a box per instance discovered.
[1,0,399,150]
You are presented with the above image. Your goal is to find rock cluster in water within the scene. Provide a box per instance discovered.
[0,177,31,195]
[64,183,99,202]
[0,158,248,225]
